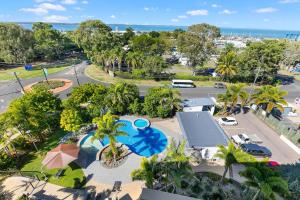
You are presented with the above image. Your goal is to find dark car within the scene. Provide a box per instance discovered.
[214,82,226,89]
[240,143,272,157]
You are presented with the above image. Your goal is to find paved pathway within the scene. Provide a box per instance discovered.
[0,176,87,200]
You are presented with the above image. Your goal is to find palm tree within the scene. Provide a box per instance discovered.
[217,91,232,114]
[251,85,288,115]
[131,155,160,189]
[115,47,125,71]
[240,163,290,200]
[92,112,127,160]
[215,142,256,183]
[216,51,237,81]
[105,82,139,114]
[126,51,144,71]
[165,139,189,168]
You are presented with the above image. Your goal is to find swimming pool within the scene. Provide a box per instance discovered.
[133,118,150,129]
[79,120,168,157]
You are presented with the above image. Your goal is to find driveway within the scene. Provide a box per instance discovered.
[221,112,300,164]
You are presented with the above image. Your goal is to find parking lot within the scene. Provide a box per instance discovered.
[221,112,300,164]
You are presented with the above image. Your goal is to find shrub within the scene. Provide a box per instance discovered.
[0,151,16,170]
[132,69,147,79]
[129,99,144,115]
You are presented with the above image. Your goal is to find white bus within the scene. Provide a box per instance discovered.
[171,80,196,88]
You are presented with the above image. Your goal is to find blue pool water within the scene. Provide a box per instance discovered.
[80,120,168,157]
[134,119,149,128]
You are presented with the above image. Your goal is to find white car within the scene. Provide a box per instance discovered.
[231,133,250,145]
[218,117,238,126]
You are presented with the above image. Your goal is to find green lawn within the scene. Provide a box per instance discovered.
[0,66,69,81]
[20,130,86,188]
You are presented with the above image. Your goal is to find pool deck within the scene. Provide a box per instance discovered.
[76,115,181,199]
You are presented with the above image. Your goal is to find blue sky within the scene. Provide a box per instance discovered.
[0,0,300,30]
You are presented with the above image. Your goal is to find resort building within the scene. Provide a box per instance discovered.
[182,98,216,115]
[176,111,229,160]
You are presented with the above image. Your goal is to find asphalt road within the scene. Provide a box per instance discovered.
[0,61,299,113]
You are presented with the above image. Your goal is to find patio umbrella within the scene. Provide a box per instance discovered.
[42,144,80,169]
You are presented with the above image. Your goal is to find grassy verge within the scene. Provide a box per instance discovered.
[20,129,86,188]
[0,66,69,81]
[85,65,217,87]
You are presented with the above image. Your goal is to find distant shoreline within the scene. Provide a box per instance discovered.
[1,22,299,39]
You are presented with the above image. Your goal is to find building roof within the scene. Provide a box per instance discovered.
[182,98,215,107]
[176,112,229,148]
[139,188,199,200]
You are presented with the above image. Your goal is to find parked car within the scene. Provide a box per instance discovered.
[240,143,272,157]
[214,82,226,89]
[218,117,238,126]
[231,133,250,145]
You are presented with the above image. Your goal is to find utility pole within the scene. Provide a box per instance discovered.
[13,72,25,93]
[73,65,80,86]
[249,56,264,96]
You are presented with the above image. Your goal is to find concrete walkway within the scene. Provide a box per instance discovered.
[0,176,88,200]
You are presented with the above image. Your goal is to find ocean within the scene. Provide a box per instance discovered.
[18,22,300,39]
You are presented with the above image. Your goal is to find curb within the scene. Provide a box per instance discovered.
[280,135,300,155]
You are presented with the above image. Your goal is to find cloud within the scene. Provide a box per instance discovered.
[278,0,299,3]
[144,7,158,12]
[171,18,179,22]
[110,15,116,19]
[263,18,270,22]
[43,15,69,22]
[82,0,88,4]
[255,7,278,13]
[39,3,66,11]
[186,9,208,16]
[144,7,150,11]
[178,15,187,19]
[62,0,77,5]
[219,9,237,15]
[34,0,55,2]
[20,3,66,15]
[211,4,221,8]
[20,7,48,15]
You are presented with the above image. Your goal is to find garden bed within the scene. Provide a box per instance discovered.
[32,80,65,90]
[99,145,129,169]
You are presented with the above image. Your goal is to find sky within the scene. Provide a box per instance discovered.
[0,0,300,30]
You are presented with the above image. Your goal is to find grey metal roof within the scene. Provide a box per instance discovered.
[182,98,215,107]
[176,112,229,148]
[139,188,200,200]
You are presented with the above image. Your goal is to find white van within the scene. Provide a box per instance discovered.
[171,80,195,88]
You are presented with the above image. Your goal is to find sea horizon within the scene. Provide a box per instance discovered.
[1,21,300,39]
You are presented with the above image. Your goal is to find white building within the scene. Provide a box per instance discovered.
[182,97,217,115]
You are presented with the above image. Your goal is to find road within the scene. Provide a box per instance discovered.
[0,61,299,113]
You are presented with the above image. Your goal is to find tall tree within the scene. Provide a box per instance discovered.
[216,50,238,81]
[60,109,83,132]
[177,23,220,68]
[215,142,256,183]
[92,112,127,160]
[0,23,34,64]
[143,56,169,76]
[105,83,139,114]
[240,163,290,200]
[32,22,67,61]
[251,85,288,115]
[237,40,285,83]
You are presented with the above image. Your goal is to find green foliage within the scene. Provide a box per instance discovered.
[279,163,300,200]
[283,40,300,67]
[131,34,166,56]
[92,112,127,158]
[60,109,83,132]
[240,163,290,200]
[143,56,169,76]
[144,87,181,118]
[0,23,35,63]
[237,40,285,83]
[32,22,69,61]
[32,80,64,90]
[105,82,139,114]
[0,151,16,170]
[129,98,144,115]
[216,45,238,80]
[251,85,287,114]
[4,87,62,140]
[177,23,220,67]
[122,27,135,45]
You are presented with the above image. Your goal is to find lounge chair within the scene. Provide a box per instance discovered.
[112,181,122,192]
